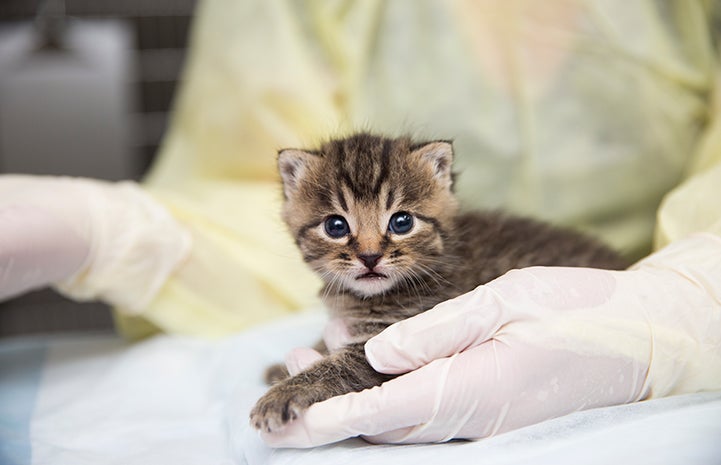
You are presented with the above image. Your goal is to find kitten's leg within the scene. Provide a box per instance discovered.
[263,339,329,385]
[250,342,393,433]
[263,364,290,385]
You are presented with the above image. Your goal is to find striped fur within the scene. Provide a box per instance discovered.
[250,133,627,433]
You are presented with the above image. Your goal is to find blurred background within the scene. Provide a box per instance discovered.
[0,0,198,337]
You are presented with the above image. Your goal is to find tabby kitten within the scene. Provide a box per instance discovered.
[250,133,626,433]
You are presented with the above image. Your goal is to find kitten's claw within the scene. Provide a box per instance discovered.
[249,405,300,433]
[249,386,308,433]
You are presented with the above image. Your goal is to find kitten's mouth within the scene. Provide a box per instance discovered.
[356,271,388,280]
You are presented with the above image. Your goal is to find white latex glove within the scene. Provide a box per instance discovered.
[0,175,190,311]
[262,233,721,447]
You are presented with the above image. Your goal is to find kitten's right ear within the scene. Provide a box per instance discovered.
[278,149,318,199]
[410,140,454,189]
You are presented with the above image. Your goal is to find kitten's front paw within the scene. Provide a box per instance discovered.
[250,384,315,433]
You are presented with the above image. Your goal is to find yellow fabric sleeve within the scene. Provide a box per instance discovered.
[655,71,721,248]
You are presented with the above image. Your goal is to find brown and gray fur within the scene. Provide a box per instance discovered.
[250,133,627,433]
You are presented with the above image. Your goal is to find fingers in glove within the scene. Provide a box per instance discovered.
[365,283,509,374]
[285,348,324,376]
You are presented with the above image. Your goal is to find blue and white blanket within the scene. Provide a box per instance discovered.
[2,311,720,465]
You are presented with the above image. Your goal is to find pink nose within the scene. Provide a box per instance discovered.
[358,254,382,269]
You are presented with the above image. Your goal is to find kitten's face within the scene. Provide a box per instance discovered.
[278,134,458,298]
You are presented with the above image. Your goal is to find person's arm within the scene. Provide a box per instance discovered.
[0,175,190,311]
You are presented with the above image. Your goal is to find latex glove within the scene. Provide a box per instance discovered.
[0,175,190,311]
[262,233,721,447]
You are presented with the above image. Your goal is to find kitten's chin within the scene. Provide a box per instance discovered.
[344,274,397,298]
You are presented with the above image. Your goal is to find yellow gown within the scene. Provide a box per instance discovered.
[116,0,721,338]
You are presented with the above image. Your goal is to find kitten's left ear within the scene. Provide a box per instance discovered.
[411,141,454,188]
[278,149,318,199]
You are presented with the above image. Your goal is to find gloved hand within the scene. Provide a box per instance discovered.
[261,233,721,447]
[0,175,190,311]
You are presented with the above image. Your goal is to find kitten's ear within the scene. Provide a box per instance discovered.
[411,141,454,188]
[278,149,318,199]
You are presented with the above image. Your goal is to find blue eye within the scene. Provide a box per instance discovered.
[324,215,350,238]
[389,212,413,234]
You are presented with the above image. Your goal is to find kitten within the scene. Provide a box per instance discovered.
[250,133,627,433]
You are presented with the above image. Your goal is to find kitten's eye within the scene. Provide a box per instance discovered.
[389,212,414,234]
[324,215,350,238]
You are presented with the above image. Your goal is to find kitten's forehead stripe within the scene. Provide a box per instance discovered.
[337,190,349,212]
[306,181,335,210]
[323,134,398,202]
[341,174,362,199]
[385,189,395,211]
[371,139,392,197]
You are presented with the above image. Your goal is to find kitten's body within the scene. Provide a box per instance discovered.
[250,134,626,433]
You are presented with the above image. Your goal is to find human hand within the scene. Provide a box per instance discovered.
[261,233,721,447]
[0,175,189,310]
